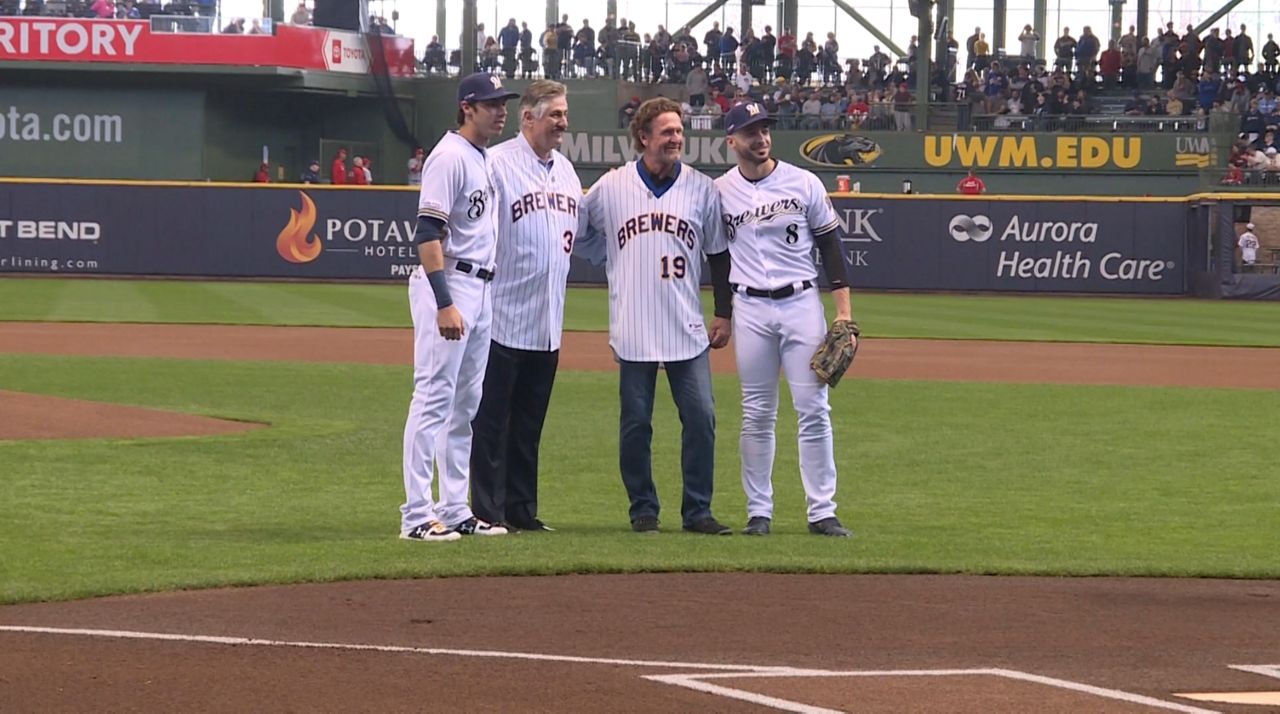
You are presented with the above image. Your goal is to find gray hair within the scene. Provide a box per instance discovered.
[521,80,568,119]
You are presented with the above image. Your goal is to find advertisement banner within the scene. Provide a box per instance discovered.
[0,182,1187,294]
[0,183,423,279]
[555,130,1210,174]
[0,19,415,75]
[0,87,204,179]
[809,197,1188,294]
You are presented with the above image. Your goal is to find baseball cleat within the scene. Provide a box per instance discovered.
[742,516,772,536]
[808,517,853,538]
[400,520,462,542]
[683,517,733,535]
[453,517,508,536]
[631,515,660,534]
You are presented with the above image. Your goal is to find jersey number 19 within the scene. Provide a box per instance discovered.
[660,255,687,279]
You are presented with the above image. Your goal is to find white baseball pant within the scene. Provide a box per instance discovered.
[400,265,493,532]
[733,289,839,522]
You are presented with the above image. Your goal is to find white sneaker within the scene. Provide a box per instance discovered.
[400,520,462,542]
[453,517,508,536]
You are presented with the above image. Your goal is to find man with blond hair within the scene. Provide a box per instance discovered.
[575,98,736,535]
[470,81,580,532]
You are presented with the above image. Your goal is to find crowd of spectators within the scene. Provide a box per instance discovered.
[426,13,1280,135]
[430,15,922,92]
[615,77,919,133]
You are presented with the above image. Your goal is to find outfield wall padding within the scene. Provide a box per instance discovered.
[0,182,1189,295]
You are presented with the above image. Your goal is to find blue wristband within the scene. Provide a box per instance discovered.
[426,269,453,308]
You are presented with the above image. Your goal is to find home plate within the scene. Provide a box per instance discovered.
[1176,692,1280,705]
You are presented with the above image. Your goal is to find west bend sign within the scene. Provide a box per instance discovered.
[0,18,415,76]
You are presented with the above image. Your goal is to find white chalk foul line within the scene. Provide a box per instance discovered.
[644,673,843,714]
[1228,664,1280,680]
[646,667,1222,714]
[0,625,789,673]
[987,668,1221,714]
[0,626,1225,713]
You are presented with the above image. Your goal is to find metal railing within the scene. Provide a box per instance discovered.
[1202,166,1280,190]
[965,113,1214,133]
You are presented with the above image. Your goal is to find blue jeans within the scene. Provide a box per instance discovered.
[618,349,716,526]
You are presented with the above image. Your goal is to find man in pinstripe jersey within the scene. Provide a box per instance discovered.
[576,97,736,535]
[470,80,580,532]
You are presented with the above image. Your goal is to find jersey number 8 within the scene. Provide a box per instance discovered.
[785,224,799,245]
[660,255,687,279]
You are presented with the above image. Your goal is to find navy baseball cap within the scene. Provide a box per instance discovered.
[724,101,773,135]
[458,72,519,105]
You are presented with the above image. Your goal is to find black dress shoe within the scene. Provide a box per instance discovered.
[683,517,732,535]
[631,515,660,533]
[509,518,554,532]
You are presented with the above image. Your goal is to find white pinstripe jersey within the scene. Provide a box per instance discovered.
[714,160,840,289]
[581,161,727,362]
[416,131,499,267]
[489,132,581,351]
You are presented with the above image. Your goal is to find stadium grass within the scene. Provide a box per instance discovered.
[3,277,1280,346]
[1,353,1275,604]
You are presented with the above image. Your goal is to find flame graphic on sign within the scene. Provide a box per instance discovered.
[276,192,322,263]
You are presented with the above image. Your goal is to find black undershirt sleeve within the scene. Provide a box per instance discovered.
[412,215,447,244]
[814,228,850,291]
[707,250,733,319]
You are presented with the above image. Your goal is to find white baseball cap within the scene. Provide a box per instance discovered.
[1246,222,1255,229]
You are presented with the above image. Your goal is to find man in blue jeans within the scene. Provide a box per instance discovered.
[576,97,736,535]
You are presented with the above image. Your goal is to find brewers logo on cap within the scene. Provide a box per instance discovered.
[458,72,520,104]
[724,102,772,135]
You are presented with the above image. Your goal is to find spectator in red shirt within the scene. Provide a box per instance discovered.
[253,162,270,183]
[845,93,870,127]
[1099,40,1122,90]
[777,28,797,78]
[778,29,797,59]
[351,156,369,185]
[957,168,986,194]
[711,88,731,113]
[331,148,348,185]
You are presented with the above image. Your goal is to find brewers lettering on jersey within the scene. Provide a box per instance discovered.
[716,100,855,538]
[578,158,728,362]
[575,97,735,536]
[399,72,518,543]
[470,80,579,533]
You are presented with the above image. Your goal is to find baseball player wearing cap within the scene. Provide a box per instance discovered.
[575,97,736,535]
[716,101,856,537]
[1239,223,1259,266]
[469,80,579,532]
[399,72,519,542]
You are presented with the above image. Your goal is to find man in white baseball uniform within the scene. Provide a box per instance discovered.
[576,97,736,535]
[715,101,856,537]
[470,80,579,532]
[400,73,518,542]
[1238,222,1259,267]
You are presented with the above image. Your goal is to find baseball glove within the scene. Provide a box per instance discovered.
[810,319,860,387]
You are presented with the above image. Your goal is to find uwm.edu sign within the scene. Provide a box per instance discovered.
[0,18,415,75]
